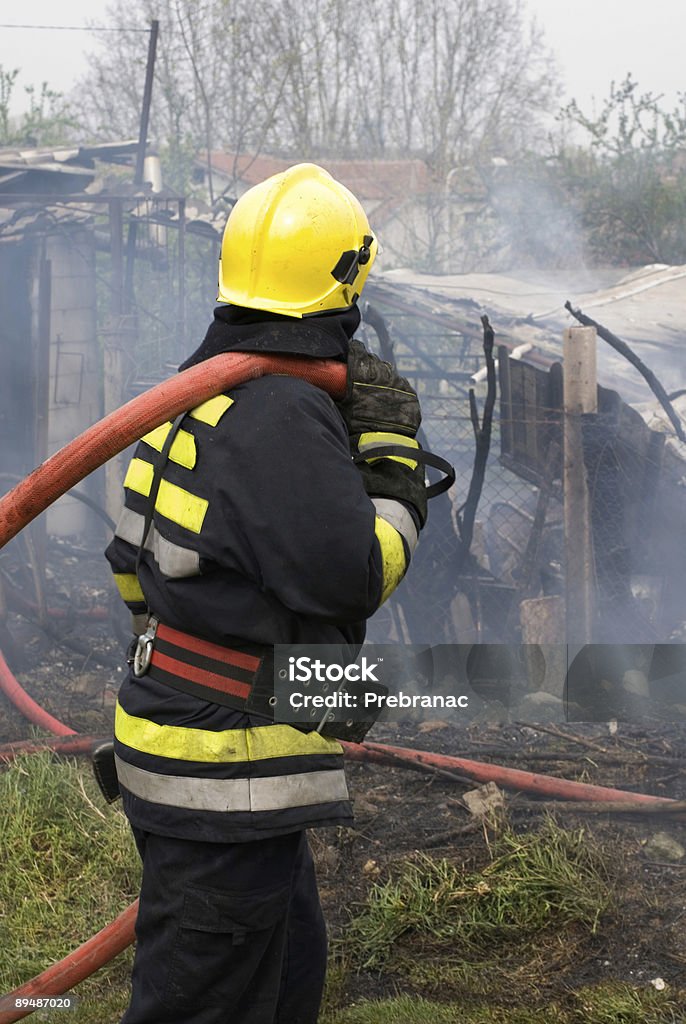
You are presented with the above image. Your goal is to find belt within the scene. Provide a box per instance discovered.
[130,618,275,717]
[129,618,384,742]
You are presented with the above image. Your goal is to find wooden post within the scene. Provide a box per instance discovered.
[104,200,127,526]
[29,254,51,588]
[563,326,597,644]
[520,596,567,698]
[124,19,160,314]
[177,197,186,365]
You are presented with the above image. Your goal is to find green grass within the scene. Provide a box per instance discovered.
[2,761,683,1024]
[569,982,685,1023]
[322,986,684,1024]
[0,752,140,1011]
[341,817,612,971]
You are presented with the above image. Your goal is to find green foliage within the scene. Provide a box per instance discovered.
[0,66,19,141]
[556,75,686,264]
[58,987,130,1024]
[0,63,79,147]
[0,753,140,997]
[1,761,682,1024]
[342,818,612,971]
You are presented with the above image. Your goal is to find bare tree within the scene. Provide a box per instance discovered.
[79,0,288,195]
[75,0,558,269]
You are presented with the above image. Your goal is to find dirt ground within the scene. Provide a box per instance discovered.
[2,533,686,1016]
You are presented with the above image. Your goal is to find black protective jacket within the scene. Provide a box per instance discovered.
[105,308,411,841]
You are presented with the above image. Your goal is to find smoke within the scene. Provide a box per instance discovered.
[485,161,587,274]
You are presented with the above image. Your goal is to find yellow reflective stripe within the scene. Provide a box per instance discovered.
[115,703,343,763]
[123,457,153,496]
[142,422,171,450]
[359,431,419,470]
[189,394,234,426]
[123,458,208,533]
[155,478,208,533]
[360,432,419,448]
[247,726,343,761]
[141,422,196,469]
[375,514,408,604]
[113,573,145,603]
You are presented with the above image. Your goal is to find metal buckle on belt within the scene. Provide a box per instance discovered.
[129,616,158,678]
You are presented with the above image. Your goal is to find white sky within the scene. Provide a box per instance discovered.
[0,0,684,122]
[524,0,685,114]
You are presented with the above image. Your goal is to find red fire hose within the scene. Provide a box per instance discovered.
[0,735,102,764]
[341,739,676,807]
[0,649,76,737]
[0,352,346,549]
[0,904,138,1023]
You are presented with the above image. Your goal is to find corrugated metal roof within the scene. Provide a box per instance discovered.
[0,140,138,168]
[376,264,686,402]
[0,140,142,198]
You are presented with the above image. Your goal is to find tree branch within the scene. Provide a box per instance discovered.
[564,300,686,443]
[456,314,497,557]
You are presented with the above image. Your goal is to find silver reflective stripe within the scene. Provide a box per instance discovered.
[114,507,200,578]
[252,770,349,810]
[114,506,145,546]
[114,755,349,813]
[372,498,419,555]
[153,533,201,578]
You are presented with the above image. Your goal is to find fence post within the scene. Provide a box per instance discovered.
[103,200,127,526]
[563,326,597,644]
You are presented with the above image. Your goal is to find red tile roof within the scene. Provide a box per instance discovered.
[207,152,432,200]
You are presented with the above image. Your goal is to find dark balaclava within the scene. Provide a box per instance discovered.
[179,303,361,371]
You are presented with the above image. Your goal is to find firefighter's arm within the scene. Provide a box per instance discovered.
[104,506,148,632]
[336,340,426,605]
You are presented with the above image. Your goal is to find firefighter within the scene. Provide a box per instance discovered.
[106,163,427,1023]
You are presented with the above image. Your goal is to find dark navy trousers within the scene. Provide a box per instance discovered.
[120,829,327,1024]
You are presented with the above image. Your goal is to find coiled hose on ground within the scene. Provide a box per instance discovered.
[0,350,680,1020]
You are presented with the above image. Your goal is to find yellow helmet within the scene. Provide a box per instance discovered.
[217,162,377,318]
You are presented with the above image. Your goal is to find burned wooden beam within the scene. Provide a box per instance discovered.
[456,315,496,564]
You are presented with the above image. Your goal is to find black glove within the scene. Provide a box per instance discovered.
[337,341,427,526]
[337,340,421,436]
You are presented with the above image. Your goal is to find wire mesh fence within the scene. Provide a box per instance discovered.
[361,293,686,650]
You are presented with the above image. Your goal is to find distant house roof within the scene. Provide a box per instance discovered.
[204,152,433,236]
[206,151,432,201]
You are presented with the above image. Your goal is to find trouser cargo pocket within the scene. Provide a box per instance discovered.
[165,880,291,1013]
